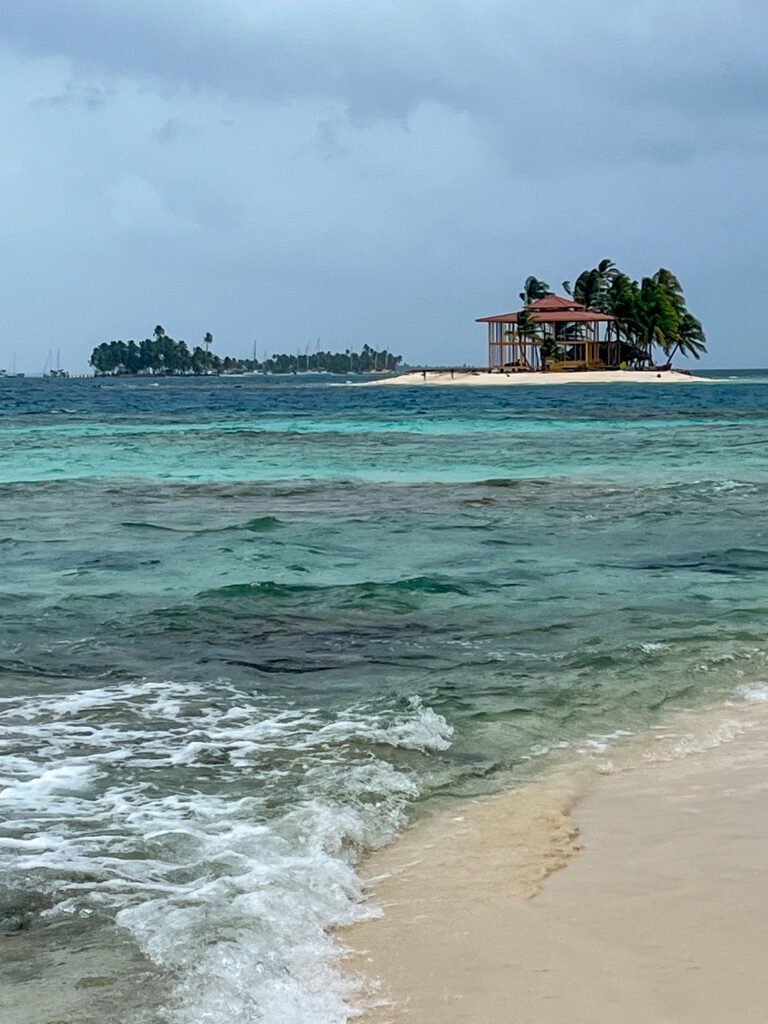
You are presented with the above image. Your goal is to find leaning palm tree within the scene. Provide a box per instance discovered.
[652,268,684,301]
[516,308,561,371]
[519,276,552,305]
[516,308,538,338]
[664,312,707,363]
[572,269,601,309]
[594,259,619,310]
[511,307,540,369]
[604,266,706,366]
[596,258,618,283]
[606,274,645,361]
[635,276,681,362]
[570,259,619,311]
[652,269,686,326]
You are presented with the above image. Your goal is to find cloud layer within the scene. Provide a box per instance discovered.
[1,1,766,370]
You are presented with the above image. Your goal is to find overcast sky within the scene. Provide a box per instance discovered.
[1,0,766,372]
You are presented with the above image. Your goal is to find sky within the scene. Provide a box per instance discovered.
[1,0,766,373]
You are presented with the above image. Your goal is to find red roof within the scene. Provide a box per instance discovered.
[527,294,585,311]
[476,292,615,323]
[476,310,615,323]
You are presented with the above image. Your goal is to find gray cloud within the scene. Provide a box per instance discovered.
[0,0,468,117]
[30,79,115,110]
[0,1,767,372]
[153,117,194,145]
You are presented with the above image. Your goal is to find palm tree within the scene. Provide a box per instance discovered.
[634,276,681,361]
[519,276,552,305]
[652,268,684,303]
[605,269,698,365]
[606,274,645,362]
[538,335,559,372]
[516,308,538,340]
[572,269,601,309]
[516,307,554,371]
[596,258,618,285]
[570,259,618,311]
[664,312,707,363]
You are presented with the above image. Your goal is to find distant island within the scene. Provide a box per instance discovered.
[90,327,403,376]
[88,261,706,381]
[362,260,713,387]
[478,260,707,374]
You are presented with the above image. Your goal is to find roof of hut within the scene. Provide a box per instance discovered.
[476,294,615,324]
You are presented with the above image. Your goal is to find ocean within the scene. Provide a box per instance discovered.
[1,371,767,1024]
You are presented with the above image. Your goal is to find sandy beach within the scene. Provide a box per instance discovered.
[364,369,711,386]
[345,702,768,1023]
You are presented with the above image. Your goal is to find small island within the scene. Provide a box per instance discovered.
[372,259,711,386]
[88,261,709,385]
[481,260,706,372]
[89,327,402,376]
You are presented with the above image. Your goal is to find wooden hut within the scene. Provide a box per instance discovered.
[477,295,618,371]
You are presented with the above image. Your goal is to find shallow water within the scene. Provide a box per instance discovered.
[1,372,767,1023]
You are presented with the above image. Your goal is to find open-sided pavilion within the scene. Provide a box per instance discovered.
[477,295,619,371]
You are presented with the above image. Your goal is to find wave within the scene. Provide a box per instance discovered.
[195,574,472,607]
[0,681,452,1024]
[120,515,284,535]
[632,547,768,574]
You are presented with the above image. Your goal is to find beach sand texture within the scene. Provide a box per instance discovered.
[366,369,711,386]
[345,709,768,1024]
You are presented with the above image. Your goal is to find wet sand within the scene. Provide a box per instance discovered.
[363,369,711,386]
[345,709,768,1023]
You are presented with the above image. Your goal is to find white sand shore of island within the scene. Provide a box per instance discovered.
[360,369,713,386]
[344,703,768,1023]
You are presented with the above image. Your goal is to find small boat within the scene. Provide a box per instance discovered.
[43,350,70,379]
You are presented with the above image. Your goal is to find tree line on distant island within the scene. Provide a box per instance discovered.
[518,260,706,366]
[89,326,403,375]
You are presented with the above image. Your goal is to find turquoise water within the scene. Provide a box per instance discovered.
[1,373,767,1023]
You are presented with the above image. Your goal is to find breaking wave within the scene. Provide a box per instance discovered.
[0,681,452,1024]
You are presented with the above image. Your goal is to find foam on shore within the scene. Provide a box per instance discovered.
[360,368,713,386]
[344,697,768,1023]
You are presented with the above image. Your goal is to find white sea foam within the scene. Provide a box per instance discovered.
[641,719,745,762]
[366,696,454,751]
[0,679,451,1023]
[589,691,767,775]
[578,729,634,754]
[734,682,768,703]
[0,763,98,803]
[639,641,670,654]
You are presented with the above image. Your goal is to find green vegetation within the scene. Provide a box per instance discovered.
[510,307,553,367]
[537,334,560,372]
[519,276,552,305]
[524,260,707,365]
[90,326,403,375]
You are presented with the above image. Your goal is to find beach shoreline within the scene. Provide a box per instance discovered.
[359,368,714,386]
[343,701,768,1023]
